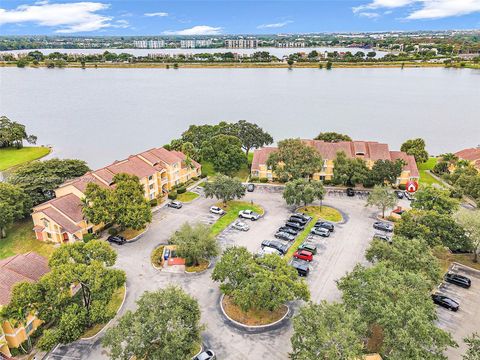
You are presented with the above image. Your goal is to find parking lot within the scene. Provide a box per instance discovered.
[437,264,480,359]
[49,186,462,360]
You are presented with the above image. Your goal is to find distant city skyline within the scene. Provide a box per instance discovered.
[0,0,479,35]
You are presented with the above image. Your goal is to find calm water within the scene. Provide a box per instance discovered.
[1,47,387,58]
[0,67,479,169]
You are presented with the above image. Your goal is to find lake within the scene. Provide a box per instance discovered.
[0,66,478,169]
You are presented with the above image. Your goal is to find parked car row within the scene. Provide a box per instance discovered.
[432,272,472,312]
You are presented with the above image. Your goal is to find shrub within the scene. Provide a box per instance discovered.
[168,191,178,200]
[108,227,119,236]
[398,184,407,190]
[249,176,260,183]
[83,233,95,243]
[323,179,332,186]
[200,173,208,179]
[260,177,269,183]
[177,187,187,194]
[192,176,199,181]
[149,198,158,207]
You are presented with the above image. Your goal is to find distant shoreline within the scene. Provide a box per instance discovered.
[1,61,469,69]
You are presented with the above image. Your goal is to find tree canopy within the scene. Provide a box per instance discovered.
[7,158,90,205]
[83,173,152,231]
[283,178,325,207]
[412,186,459,214]
[463,332,480,360]
[290,301,366,360]
[400,138,429,164]
[454,209,480,263]
[204,175,245,204]
[226,120,273,158]
[369,159,404,185]
[366,185,398,218]
[201,134,246,175]
[102,286,203,360]
[314,132,352,143]
[332,151,369,186]
[0,116,37,148]
[169,222,219,266]
[0,183,30,238]
[212,247,309,312]
[267,138,323,181]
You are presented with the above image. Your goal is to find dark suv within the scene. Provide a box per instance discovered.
[289,216,308,225]
[444,273,471,288]
[315,220,335,232]
[290,259,310,277]
[373,221,394,232]
[285,221,304,231]
[261,240,289,255]
[278,226,299,235]
[107,235,126,245]
[431,293,459,311]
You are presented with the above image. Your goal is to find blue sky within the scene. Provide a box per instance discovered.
[1,0,479,35]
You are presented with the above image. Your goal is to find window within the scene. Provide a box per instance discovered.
[25,321,34,334]
[150,193,155,200]
[149,184,154,190]
[320,176,326,181]
[87,228,93,234]
[43,219,50,228]
[47,232,52,239]
[148,175,153,181]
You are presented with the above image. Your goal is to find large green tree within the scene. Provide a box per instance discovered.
[83,173,152,231]
[204,175,246,205]
[290,301,366,360]
[401,138,429,164]
[314,132,352,143]
[102,286,203,360]
[170,222,219,266]
[463,332,480,360]
[369,159,405,185]
[226,120,273,159]
[283,178,325,207]
[332,151,369,186]
[267,138,323,181]
[201,134,246,175]
[454,209,480,263]
[366,236,442,285]
[0,116,37,148]
[8,158,90,205]
[0,183,30,237]
[338,264,456,359]
[212,247,309,312]
[366,185,398,218]
[395,209,470,251]
[412,186,459,214]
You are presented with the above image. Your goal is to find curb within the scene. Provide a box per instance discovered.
[80,283,128,341]
[124,226,149,243]
[218,294,291,333]
[184,260,212,275]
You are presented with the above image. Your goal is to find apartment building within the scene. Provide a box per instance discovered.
[251,140,419,185]
[133,40,165,49]
[180,39,213,48]
[224,39,258,49]
[31,147,201,243]
[0,253,50,358]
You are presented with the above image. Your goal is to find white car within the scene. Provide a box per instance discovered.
[232,220,250,231]
[257,247,282,257]
[210,206,226,215]
[238,209,260,221]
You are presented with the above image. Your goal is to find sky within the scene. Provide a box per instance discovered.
[0,0,479,36]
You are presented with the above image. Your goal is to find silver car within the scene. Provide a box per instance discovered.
[232,220,250,231]
[193,349,216,360]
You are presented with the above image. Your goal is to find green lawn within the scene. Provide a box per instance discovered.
[285,206,343,260]
[177,191,200,202]
[0,219,55,260]
[211,201,264,237]
[0,146,51,171]
[417,157,443,187]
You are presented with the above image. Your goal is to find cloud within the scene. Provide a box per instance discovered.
[0,2,116,33]
[162,25,222,35]
[144,12,168,17]
[353,0,480,19]
[358,12,381,18]
[257,20,293,29]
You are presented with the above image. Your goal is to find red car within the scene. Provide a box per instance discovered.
[293,250,313,262]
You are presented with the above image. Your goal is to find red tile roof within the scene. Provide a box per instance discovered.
[42,207,82,234]
[93,155,158,184]
[61,172,110,192]
[251,147,278,171]
[0,252,50,305]
[390,151,419,178]
[455,148,480,163]
[171,151,201,169]
[140,148,182,166]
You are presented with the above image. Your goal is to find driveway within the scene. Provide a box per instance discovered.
[48,190,380,360]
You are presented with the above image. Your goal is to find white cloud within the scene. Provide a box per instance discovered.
[257,20,293,29]
[162,25,222,35]
[0,2,116,33]
[144,12,168,17]
[353,0,480,19]
[358,12,381,18]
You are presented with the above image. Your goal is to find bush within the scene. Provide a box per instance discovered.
[323,179,332,186]
[149,198,158,207]
[83,233,95,243]
[168,191,178,200]
[177,187,187,194]
[260,177,269,183]
[192,176,199,181]
[200,173,208,179]
[108,227,119,236]
[250,176,260,183]
[398,184,407,190]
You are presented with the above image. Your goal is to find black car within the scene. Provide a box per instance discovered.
[432,293,459,311]
[346,188,355,197]
[291,258,310,277]
[444,272,471,288]
[315,221,335,232]
[289,216,308,225]
[285,221,305,231]
[278,226,298,236]
[168,201,183,209]
[107,235,126,245]
[394,190,404,199]
[275,231,296,242]
[261,240,289,255]
[246,183,255,192]
[373,221,394,232]
[292,212,312,222]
